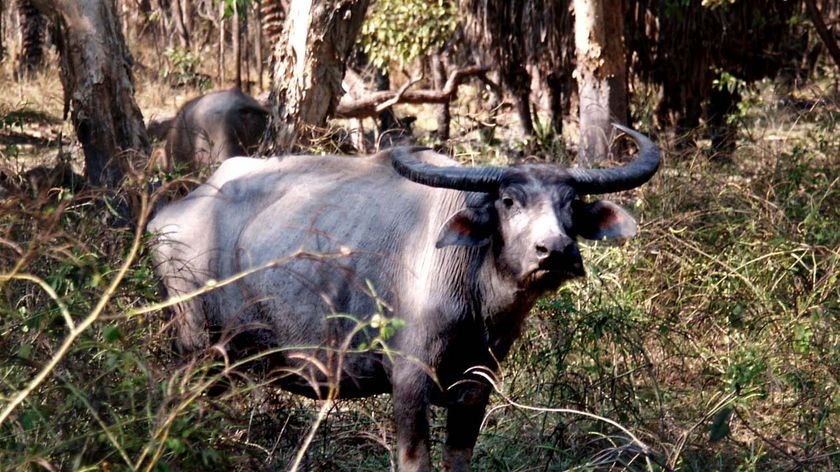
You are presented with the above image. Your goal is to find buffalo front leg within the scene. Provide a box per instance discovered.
[442,385,490,472]
[393,366,432,472]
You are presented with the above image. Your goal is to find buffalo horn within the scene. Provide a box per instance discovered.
[390,146,507,193]
[567,123,661,195]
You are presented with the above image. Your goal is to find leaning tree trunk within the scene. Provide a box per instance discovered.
[31,0,149,188]
[573,0,628,164]
[262,0,370,153]
[804,0,840,70]
[16,0,47,77]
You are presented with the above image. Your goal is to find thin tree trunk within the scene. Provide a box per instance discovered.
[546,72,564,135]
[255,4,263,90]
[30,0,150,189]
[181,0,193,45]
[233,0,241,90]
[244,8,251,93]
[262,0,370,153]
[260,0,287,50]
[573,0,628,164]
[16,0,47,77]
[171,0,190,48]
[0,0,5,61]
[804,0,840,70]
[431,53,451,141]
[218,2,225,87]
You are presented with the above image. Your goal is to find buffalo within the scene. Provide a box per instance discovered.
[163,88,268,170]
[148,124,660,471]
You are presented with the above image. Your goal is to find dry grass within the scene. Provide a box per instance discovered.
[1,42,838,472]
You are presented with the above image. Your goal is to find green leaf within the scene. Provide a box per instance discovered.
[17,343,33,360]
[709,407,733,442]
[104,325,120,342]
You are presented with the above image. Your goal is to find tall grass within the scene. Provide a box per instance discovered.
[1,78,837,471]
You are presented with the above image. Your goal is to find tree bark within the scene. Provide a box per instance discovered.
[573,0,628,164]
[0,0,5,61]
[255,3,264,89]
[16,0,47,77]
[233,0,242,90]
[218,1,225,87]
[260,0,288,50]
[171,0,190,49]
[31,0,149,188]
[262,0,370,153]
[431,53,451,141]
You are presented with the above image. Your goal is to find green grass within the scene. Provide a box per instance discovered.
[1,79,838,471]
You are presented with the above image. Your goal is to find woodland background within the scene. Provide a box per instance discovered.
[0,0,838,470]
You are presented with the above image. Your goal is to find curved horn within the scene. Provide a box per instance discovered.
[390,146,508,193]
[567,123,661,195]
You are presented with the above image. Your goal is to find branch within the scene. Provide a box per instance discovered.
[335,66,490,119]
[0,194,152,428]
[375,75,423,113]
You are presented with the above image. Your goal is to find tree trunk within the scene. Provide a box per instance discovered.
[31,0,149,188]
[171,0,190,49]
[546,72,564,135]
[373,68,399,133]
[804,0,840,70]
[573,0,628,164]
[218,2,225,87]
[431,53,451,141]
[262,0,370,153]
[233,0,242,90]
[0,0,5,61]
[16,0,47,77]
[508,64,534,136]
[255,3,264,89]
[244,7,251,92]
[260,0,288,52]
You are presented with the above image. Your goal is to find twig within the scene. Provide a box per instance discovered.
[0,193,151,427]
[733,408,804,468]
[288,398,335,472]
[465,366,656,462]
[0,273,74,331]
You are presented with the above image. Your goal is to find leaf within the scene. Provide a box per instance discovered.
[18,343,33,360]
[709,406,733,442]
[104,325,120,343]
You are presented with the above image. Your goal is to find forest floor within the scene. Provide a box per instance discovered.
[1,54,838,472]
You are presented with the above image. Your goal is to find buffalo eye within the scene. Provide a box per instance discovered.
[501,196,515,208]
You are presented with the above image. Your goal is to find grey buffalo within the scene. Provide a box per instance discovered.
[164,88,268,169]
[148,124,660,471]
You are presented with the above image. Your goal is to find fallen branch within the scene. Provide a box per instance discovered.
[335,65,490,119]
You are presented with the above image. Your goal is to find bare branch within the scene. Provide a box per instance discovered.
[335,65,490,119]
[374,75,423,113]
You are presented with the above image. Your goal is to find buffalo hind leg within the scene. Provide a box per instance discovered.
[393,366,432,472]
[443,387,490,472]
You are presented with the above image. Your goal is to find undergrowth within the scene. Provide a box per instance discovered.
[1,78,838,471]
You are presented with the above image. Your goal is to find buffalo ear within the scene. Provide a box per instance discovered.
[436,208,494,248]
[573,200,637,241]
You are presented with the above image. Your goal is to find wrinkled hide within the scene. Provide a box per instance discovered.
[149,132,659,471]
